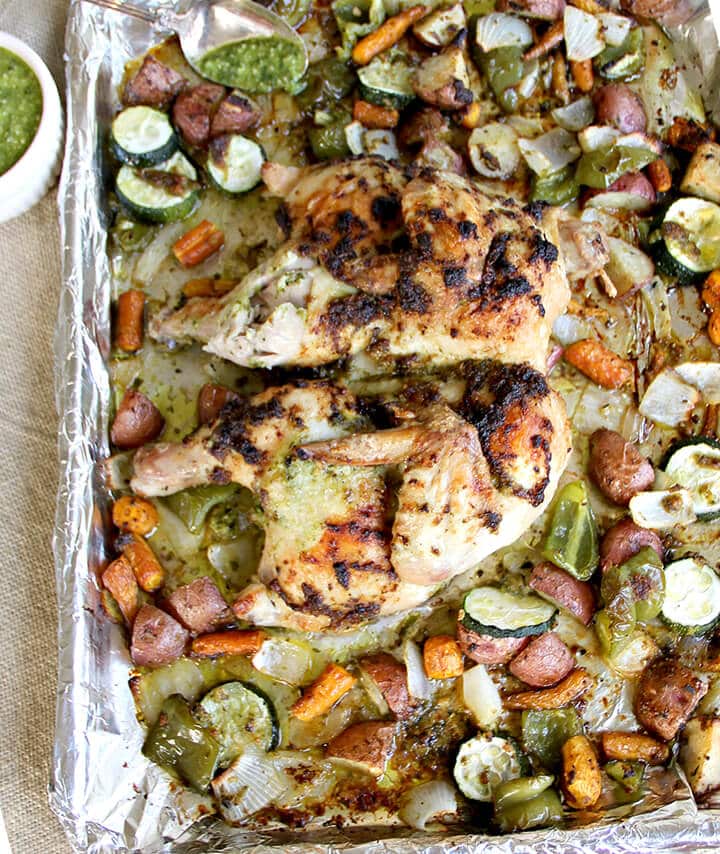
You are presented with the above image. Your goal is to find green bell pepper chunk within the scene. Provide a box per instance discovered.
[530,167,579,206]
[165,484,239,534]
[297,58,356,112]
[595,598,636,658]
[542,480,599,581]
[479,47,524,112]
[521,709,583,769]
[113,217,154,252]
[494,775,554,809]
[601,547,665,623]
[332,0,385,57]
[494,788,564,833]
[309,120,351,160]
[266,0,311,27]
[605,759,645,793]
[143,695,220,792]
[575,144,658,190]
[595,27,645,81]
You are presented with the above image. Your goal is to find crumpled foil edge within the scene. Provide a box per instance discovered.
[50,0,720,850]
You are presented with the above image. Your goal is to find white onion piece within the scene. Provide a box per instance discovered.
[345,121,365,155]
[675,362,720,403]
[462,664,502,728]
[251,638,312,685]
[552,312,593,346]
[468,122,520,179]
[135,658,205,726]
[517,59,540,99]
[151,502,204,561]
[403,639,432,699]
[598,12,633,46]
[506,114,547,138]
[364,129,399,161]
[564,6,604,62]
[399,780,458,830]
[639,369,702,427]
[629,488,696,529]
[271,752,337,807]
[475,13,533,51]
[586,191,655,213]
[212,745,287,823]
[133,221,186,285]
[578,124,620,153]
[552,97,595,132]
[518,128,581,177]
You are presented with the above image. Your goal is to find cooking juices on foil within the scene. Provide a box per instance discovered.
[53,0,720,850]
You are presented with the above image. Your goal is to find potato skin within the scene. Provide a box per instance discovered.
[593,85,647,134]
[601,731,669,764]
[599,518,664,573]
[359,653,417,719]
[636,658,707,741]
[588,429,655,506]
[529,562,596,625]
[607,172,656,205]
[111,389,164,450]
[561,734,602,809]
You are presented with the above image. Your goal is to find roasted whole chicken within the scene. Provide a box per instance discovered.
[152,158,572,372]
[132,362,571,631]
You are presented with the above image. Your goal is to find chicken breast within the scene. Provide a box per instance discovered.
[151,159,570,372]
[131,367,571,631]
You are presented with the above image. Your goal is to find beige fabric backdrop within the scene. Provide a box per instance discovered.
[0,0,73,851]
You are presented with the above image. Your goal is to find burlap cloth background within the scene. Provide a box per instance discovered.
[1,0,73,851]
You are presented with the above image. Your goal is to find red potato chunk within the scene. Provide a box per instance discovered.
[457,623,530,664]
[593,85,647,134]
[163,576,234,635]
[529,562,596,625]
[210,92,260,137]
[359,653,417,720]
[509,632,575,687]
[588,429,655,506]
[326,721,396,776]
[600,518,664,573]
[123,55,186,108]
[130,604,189,667]
[172,83,226,148]
[111,389,164,450]
[636,658,707,741]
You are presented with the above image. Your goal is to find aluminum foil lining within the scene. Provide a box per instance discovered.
[52,1,720,850]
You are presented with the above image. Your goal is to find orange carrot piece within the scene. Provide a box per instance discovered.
[647,158,672,193]
[423,635,464,679]
[115,289,145,352]
[101,555,140,623]
[112,495,159,535]
[172,220,225,268]
[352,6,428,66]
[291,663,356,721]
[120,534,165,592]
[353,100,399,129]
[564,339,635,389]
[182,277,237,298]
[191,629,267,658]
[570,59,594,93]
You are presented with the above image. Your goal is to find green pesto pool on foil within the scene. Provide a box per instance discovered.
[197,36,305,93]
[0,47,43,175]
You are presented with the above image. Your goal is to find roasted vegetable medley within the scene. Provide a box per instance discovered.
[99,0,720,836]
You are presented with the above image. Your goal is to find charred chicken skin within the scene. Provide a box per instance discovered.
[131,365,571,631]
[151,158,571,372]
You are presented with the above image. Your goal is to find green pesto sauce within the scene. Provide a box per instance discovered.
[0,48,42,176]
[197,37,305,93]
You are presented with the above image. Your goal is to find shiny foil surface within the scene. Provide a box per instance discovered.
[52,1,720,849]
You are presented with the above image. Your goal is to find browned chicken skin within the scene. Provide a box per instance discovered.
[131,365,571,631]
[151,158,571,372]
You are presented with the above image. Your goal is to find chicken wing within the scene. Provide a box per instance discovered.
[131,366,571,631]
[151,158,570,372]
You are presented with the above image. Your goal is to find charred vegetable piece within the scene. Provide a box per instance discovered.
[453,734,524,801]
[661,437,720,521]
[560,735,602,809]
[505,669,593,710]
[594,27,644,81]
[541,480,599,581]
[143,694,220,791]
[116,152,199,224]
[207,135,265,195]
[601,731,669,764]
[521,708,583,769]
[165,484,239,533]
[461,587,557,638]
[604,760,645,793]
[636,657,707,741]
[494,786,563,832]
[601,547,666,623]
[661,557,720,635]
[195,681,280,766]
[112,495,158,535]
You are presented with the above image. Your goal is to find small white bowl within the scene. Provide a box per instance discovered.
[0,32,64,224]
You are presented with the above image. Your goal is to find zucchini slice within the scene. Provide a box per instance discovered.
[654,198,720,283]
[195,681,280,767]
[207,135,265,194]
[357,53,415,110]
[453,733,523,802]
[110,106,177,167]
[461,587,557,639]
[116,152,199,224]
[661,557,720,635]
[661,437,720,521]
